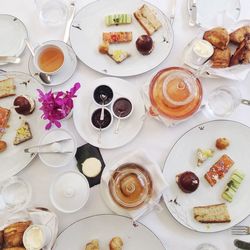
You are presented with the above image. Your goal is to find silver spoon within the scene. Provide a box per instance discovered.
[100,94,107,121]
[114,111,124,134]
[25,39,52,84]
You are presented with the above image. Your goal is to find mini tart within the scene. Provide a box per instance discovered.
[14,95,36,115]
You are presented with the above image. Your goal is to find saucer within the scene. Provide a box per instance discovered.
[0,14,28,65]
[28,40,77,86]
[38,129,77,168]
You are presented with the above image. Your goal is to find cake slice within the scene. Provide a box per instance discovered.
[13,121,32,145]
[204,154,234,186]
[193,203,231,223]
[0,78,16,98]
[0,107,10,138]
[134,4,162,35]
[105,14,132,26]
[108,50,130,63]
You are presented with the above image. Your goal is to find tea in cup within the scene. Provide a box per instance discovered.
[33,44,64,74]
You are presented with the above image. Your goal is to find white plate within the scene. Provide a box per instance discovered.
[0,14,28,65]
[28,40,77,86]
[0,72,45,182]
[187,0,240,28]
[73,77,145,149]
[52,214,165,250]
[163,120,250,232]
[70,0,173,77]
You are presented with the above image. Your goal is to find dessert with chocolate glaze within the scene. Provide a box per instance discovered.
[14,95,35,115]
[136,35,154,55]
[176,171,199,193]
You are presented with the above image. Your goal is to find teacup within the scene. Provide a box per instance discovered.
[33,43,65,75]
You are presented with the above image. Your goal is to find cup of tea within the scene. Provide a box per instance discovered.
[33,44,65,75]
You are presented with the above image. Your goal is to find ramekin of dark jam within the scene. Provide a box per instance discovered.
[91,108,113,130]
[93,85,113,106]
[112,97,133,119]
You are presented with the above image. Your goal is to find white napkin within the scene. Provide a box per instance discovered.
[27,208,58,250]
[101,150,168,221]
[142,80,203,127]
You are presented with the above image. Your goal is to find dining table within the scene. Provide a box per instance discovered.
[1,0,250,249]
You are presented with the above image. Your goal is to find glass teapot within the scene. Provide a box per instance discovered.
[149,67,203,120]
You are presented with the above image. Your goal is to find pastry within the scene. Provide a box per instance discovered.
[230,25,250,44]
[0,140,7,152]
[108,50,130,63]
[196,148,214,166]
[134,4,162,35]
[0,107,10,138]
[222,170,245,202]
[13,121,32,145]
[103,32,132,43]
[109,237,123,250]
[0,230,3,249]
[203,27,229,50]
[136,35,154,55]
[14,95,36,115]
[211,47,231,68]
[215,137,230,150]
[98,41,109,54]
[85,239,99,250]
[176,171,199,193]
[193,203,231,223]
[204,154,234,187]
[230,35,250,66]
[105,14,132,26]
[3,221,31,248]
[3,248,26,250]
[0,78,16,99]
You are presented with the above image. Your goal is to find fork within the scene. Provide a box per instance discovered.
[231,226,250,235]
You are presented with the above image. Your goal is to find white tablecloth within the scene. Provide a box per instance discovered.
[1,0,250,249]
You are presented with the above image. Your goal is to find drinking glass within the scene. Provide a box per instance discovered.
[35,0,70,26]
[206,85,241,117]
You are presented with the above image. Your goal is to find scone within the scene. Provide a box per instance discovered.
[230,25,250,44]
[203,27,229,49]
[109,237,123,250]
[4,221,32,247]
[211,47,231,68]
[230,36,250,66]
[85,239,99,250]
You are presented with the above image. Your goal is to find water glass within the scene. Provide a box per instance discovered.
[35,0,70,26]
[206,85,241,117]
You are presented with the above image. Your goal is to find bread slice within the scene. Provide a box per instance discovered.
[193,203,231,223]
[0,78,16,98]
[134,4,162,35]
[0,107,10,138]
[13,121,32,145]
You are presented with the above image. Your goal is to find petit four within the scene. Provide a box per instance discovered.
[215,137,230,150]
[108,50,130,63]
[103,32,132,43]
[0,106,10,138]
[136,35,154,55]
[176,171,199,193]
[0,78,16,99]
[196,148,214,166]
[0,140,7,152]
[14,95,36,115]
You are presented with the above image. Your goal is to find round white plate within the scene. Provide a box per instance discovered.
[70,0,174,77]
[0,14,28,65]
[73,77,145,149]
[28,40,77,86]
[0,72,45,182]
[187,0,240,28]
[52,214,165,250]
[163,120,250,232]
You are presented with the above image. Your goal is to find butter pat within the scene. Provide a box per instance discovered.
[192,39,214,65]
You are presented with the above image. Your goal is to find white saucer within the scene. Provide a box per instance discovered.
[0,14,28,65]
[28,40,77,86]
[38,129,77,168]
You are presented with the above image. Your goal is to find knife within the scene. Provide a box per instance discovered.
[234,239,250,250]
[63,1,76,43]
[188,0,197,27]
[170,0,176,26]
[0,56,21,64]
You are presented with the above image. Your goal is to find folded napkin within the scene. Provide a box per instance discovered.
[27,207,58,250]
[101,150,168,221]
[142,80,203,127]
